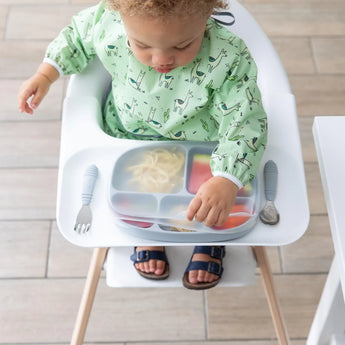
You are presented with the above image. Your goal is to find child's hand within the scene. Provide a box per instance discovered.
[17,63,59,114]
[186,176,239,228]
[17,73,52,114]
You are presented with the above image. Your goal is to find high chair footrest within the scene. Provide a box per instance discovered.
[105,246,256,288]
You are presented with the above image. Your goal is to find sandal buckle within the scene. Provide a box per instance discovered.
[211,246,224,259]
[137,250,150,262]
[208,261,222,276]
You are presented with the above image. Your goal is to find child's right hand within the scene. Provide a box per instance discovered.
[17,63,60,114]
[186,176,239,228]
[17,73,52,114]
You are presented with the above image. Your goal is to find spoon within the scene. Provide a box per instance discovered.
[259,160,279,225]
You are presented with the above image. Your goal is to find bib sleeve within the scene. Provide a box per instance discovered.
[209,39,268,187]
[44,3,105,75]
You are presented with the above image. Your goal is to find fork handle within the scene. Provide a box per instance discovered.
[82,165,98,205]
[263,160,278,201]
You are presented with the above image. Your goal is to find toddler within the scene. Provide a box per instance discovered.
[17,0,267,290]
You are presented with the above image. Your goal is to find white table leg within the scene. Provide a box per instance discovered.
[307,256,345,345]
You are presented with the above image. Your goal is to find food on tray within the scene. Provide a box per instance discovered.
[187,153,212,194]
[188,153,254,197]
[213,203,252,230]
[115,195,157,214]
[170,226,196,232]
[126,147,185,193]
[122,219,153,228]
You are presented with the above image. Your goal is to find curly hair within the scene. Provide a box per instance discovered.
[106,0,228,17]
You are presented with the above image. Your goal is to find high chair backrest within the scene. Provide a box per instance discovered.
[214,1,291,97]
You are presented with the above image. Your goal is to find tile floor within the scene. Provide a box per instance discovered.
[0,0,344,343]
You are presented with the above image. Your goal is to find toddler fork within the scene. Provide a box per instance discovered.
[74,164,98,234]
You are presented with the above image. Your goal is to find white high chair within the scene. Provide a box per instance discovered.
[56,1,309,344]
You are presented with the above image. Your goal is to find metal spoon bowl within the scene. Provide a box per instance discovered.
[259,200,279,225]
[259,160,279,225]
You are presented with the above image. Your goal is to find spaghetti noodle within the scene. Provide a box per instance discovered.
[126,147,185,193]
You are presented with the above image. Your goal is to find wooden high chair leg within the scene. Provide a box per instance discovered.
[70,247,109,345]
[252,246,291,345]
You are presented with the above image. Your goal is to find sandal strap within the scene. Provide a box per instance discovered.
[130,248,168,264]
[184,260,224,277]
[192,246,225,260]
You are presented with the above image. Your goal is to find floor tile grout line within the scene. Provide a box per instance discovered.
[278,246,285,274]
[255,271,329,276]
[0,219,58,224]
[0,166,59,170]
[203,290,209,340]
[45,219,53,278]
[0,276,89,281]
[0,119,62,124]
[308,36,319,75]
[2,3,89,8]
[0,271,330,281]
[3,4,10,41]
[121,336,308,343]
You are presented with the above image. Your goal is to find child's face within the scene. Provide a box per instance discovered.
[122,12,210,73]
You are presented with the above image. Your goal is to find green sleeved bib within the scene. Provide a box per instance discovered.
[45,2,267,186]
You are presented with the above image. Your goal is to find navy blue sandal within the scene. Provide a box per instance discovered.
[130,247,170,280]
[183,246,225,290]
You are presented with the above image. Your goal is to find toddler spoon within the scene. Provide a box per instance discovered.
[259,160,279,225]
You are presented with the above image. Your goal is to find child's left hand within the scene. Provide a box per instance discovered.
[186,176,239,228]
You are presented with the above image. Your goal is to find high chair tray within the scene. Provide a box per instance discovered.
[59,142,259,243]
[57,131,308,248]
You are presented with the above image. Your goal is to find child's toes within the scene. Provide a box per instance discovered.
[135,262,144,272]
[188,270,199,284]
[197,269,206,282]
[137,262,149,273]
[149,260,156,273]
[206,273,218,283]
[155,260,166,275]
[202,272,212,283]
[144,262,151,273]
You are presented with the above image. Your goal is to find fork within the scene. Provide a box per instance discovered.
[74,164,99,234]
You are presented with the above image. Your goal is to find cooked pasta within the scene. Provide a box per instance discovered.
[170,226,195,232]
[126,147,185,193]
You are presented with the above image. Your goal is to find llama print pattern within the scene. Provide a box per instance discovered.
[159,73,174,89]
[208,49,227,72]
[128,71,146,91]
[174,90,193,115]
[190,59,206,85]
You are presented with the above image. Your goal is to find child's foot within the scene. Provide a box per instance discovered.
[188,252,221,284]
[183,246,225,290]
[134,246,166,275]
[130,246,170,280]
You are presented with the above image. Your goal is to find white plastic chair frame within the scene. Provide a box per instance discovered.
[56,1,309,344]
